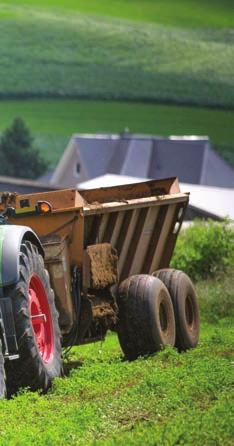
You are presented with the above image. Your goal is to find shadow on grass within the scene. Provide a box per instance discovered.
[63,359,83,377]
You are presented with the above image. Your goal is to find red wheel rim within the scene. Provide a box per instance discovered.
[29,274,54,363]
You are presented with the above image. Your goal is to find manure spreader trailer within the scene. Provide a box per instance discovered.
[0,177,199,396]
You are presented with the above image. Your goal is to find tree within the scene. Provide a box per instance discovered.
[0,118,47,179]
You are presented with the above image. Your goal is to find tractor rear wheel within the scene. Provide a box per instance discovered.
[6,241,62,395]
[117,275,175,360]
[152,269,200,350]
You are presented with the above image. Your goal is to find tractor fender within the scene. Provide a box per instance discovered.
[0,225,44,287]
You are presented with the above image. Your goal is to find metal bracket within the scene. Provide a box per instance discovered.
[0,297,18,356]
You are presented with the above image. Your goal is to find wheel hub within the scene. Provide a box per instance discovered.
[29,274,54,363]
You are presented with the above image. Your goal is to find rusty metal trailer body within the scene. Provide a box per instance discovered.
[3,178,187,335]
[0,177,199,396]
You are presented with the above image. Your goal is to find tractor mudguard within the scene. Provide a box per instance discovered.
[0,225,44,287]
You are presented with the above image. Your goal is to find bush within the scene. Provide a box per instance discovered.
[171,220,234,280]
[0,117,47,179]
[196,269,234,322]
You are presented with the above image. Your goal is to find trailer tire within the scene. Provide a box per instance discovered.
[5,241,62,395]
[0,340,6,399]
[117,275,176,360]
[152,269,199,350]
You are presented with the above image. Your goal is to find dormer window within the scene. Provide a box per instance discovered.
[74,162,81,178]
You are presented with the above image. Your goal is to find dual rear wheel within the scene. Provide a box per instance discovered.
[117,270,199,360]
[153,269,200,351]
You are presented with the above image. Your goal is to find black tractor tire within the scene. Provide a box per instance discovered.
[0,340,6,399]
[152,269,200,351]
[117,274,176,360]
[5,241,62,395]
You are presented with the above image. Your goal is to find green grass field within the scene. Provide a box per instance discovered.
[0,99,234,167]
[0,1,233,169]
[3,0,234,29]
[0,223,233,445]
[0,270,233,445]
[0,2,233,108]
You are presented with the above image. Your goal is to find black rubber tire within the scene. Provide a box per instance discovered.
[152,269,200,351]
[117,274,176,360]
[5,241,62,395]
[0,340,6,399]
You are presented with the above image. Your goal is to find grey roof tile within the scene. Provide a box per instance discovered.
[149,140,205,183]
[200,146,234,187]
[121,138,153,177]
[107,137,130,173]
[76,136,117,178]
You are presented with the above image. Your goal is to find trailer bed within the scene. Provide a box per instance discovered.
[0,177,188,281]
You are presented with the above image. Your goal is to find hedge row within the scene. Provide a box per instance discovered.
[171,220,234,280]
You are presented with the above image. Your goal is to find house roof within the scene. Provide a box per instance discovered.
[0,175,57,194]
[78,136,118,179]
[50,133,234,188]
[37,169,55,183]
[78,173,146,189]
[51,134,118,186]
[180,183,234,220]
[78,173,234,221]
[149,139,206,183]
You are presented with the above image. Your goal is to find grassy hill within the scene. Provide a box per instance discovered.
[0,2,233,108]
[0,1,233,167]
[4,0,234,29]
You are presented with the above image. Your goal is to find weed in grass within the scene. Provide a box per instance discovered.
[197,271,234,323]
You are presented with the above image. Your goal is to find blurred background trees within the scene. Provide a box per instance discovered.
[0,118,47,179]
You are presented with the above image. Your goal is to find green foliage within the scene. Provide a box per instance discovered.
[0,3,233,108]
[0,100,233,167]
[171,220,234,280]
[0,118,47,179]
[197,269,234,322]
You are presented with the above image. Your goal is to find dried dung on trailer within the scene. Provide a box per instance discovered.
[85,243,118,289]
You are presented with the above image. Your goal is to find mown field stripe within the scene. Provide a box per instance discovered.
[0,4,233,108]
[3,0,234,28]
